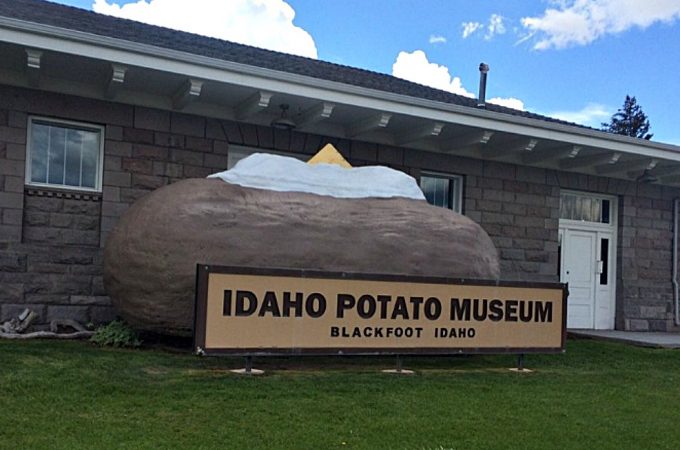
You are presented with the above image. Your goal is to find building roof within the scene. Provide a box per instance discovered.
[6,0,680,185]
[0,0,586,130]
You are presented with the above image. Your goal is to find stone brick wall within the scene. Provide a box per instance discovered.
[1,84,679,330]
[99,105,230,246]
[23,193,101,247]
[0,107,25,244]
[617,185,677,331]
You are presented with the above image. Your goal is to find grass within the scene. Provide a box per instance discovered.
[1,338,680,449]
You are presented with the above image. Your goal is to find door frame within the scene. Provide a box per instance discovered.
[558,190,618,330]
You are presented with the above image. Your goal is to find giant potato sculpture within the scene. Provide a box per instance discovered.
[104,152,499,336]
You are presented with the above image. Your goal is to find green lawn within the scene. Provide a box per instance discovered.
[1,338,679,449]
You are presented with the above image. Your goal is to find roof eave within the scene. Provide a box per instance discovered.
[1,15,679,163]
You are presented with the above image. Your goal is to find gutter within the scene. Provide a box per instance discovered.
[674,198,680,326]
[1,16,680,159]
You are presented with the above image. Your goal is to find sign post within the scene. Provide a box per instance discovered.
[194,265,567,357]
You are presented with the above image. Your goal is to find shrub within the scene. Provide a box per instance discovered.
[90,320,142,348]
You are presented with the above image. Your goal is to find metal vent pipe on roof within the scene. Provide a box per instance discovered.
[478,63,489,107]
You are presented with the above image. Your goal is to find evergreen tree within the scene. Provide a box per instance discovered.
[601,95,653,140]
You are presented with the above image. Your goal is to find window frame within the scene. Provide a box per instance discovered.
[559,190,618,229]
[25,116,105,193]
[419,171,464,214]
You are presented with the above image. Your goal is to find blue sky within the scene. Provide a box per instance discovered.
[53,0,680,145]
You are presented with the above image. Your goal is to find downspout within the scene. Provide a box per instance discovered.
[674,198,679,326]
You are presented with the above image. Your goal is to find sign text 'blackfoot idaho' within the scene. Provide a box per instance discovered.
[194,266,567,355]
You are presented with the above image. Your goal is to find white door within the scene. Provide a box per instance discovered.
[562,229,597,328]
[560,227,615,329]
[559,191,617,330]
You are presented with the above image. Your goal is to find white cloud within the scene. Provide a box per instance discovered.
[485,14,506,40]
[92,0,318,58]
[391,50,475,97]
[488,97,525,111]
[521,0,680,50]
[462,14,507,40]
[547,103,612,126]
[429,34,447,44]
[462,21,483,38]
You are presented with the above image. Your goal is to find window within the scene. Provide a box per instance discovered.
[559,192,612,224]
[26,117,104,191]
[419,173,463,213]
[599,238,609,285]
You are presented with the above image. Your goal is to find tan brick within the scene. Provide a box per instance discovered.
[120,187,151,203]
[121,158,153,174]
[3,176,24,193]
[0,126,26,144]
[47,305,89,324]
[213,140,229,155]
[351,141,377,162]
[90,306,116,324]
[152,162,182,178]
[132,144,169,161]
[70,295,111,306]
[0,192,23,209]
[50,213,73,228]
[2,304,46,322]
[203,153,228,169]
[2,209,22,225]
[134,106,170,132]
[240,123,258,146]
[105,140,132,157]
[131,174,166,189]
[170,149,203,166]
[105,125,123,141]
[8,111,27,129]
[0,283,23,303]
[100,216,118,233]
[377,145,404,166]
[123,127,154,144]
[206,118,227,140]
[24,211,49,226]
[185,136,212,152]
[0,159,24,176]
[220,120,243,144]
[0,224,21,242]
[154,132,184,148]
[102,186,120,202]
[255,125,274,149]
[101,201,130,218]
[103,170,131,187]
[183,165,213,178]
[171,112,205,137]
[272,128,290,151]
[6,143,25,160]
[104,155,122,171]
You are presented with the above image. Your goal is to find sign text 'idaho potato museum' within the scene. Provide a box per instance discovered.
[194,266,567,355]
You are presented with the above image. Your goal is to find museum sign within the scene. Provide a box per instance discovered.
[193,265,567,356]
